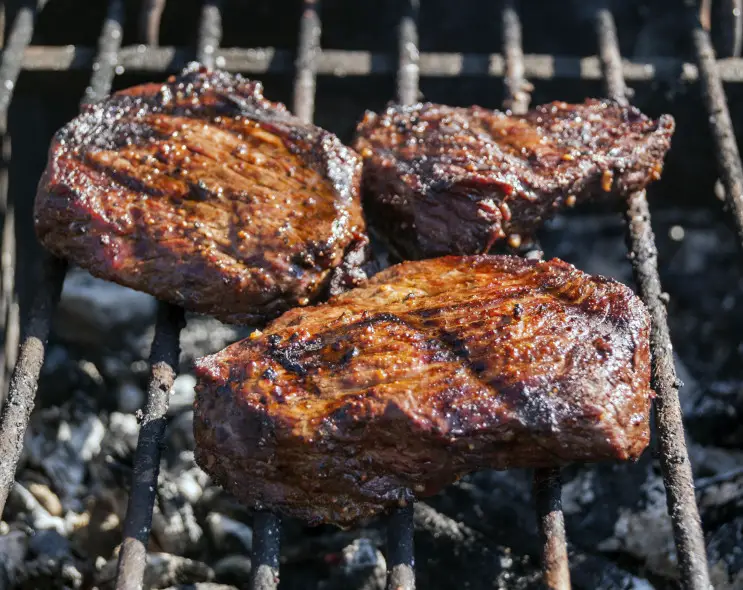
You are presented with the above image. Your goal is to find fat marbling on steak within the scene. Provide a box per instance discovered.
[353,99,674,259]
[193,255,653,526]
[34,64,368,325]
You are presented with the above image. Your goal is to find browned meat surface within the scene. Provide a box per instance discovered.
[353,99,674,259]
[34,64,368,325]
[194,255,652,526]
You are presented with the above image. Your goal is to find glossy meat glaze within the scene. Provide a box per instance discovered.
[194,255,653,526]
[34,64,368,324]
[354,99,674,259]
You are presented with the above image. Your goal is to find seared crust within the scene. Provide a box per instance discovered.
[353,99,674,259]
[194,255,653,526]
[34,64,368,325]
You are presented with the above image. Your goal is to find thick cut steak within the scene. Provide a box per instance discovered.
[194,255,653,526]
[34,64,368,324]
[353,99,674,259]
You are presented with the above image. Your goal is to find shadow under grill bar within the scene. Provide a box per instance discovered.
[595,6,712,590]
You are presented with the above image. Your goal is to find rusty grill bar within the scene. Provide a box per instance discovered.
[499,4,572,588]
[595,6,712,590]
[0,0,46,405]
[2,0,741,588]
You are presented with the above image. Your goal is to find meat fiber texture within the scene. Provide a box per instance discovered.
[194,255,653,526]
[34,63,369,325]
[353,99,674,259]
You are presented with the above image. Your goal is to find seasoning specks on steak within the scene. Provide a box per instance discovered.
[34,63,368,325]
[353,99,674,259]
[193,255,653,526]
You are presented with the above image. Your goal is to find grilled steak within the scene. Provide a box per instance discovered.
[194,255,652,526]
[34,64,368,325]
[353,99,674,259]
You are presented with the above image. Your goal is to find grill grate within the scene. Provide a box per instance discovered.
[596,8,711,589]
[3,1,742,588]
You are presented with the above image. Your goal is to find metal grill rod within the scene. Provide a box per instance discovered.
[139,0,167,47]
[691,5,743,250]
[500,4,571,589]
[386,503,415,590]
[293,0,321,124]
[533,468,571,590]
[252,511,281,590]
[377,5,423,589]
[0,0,84,516]
[502,0,530,114]
[115,2,218,587]
[397,0,419,106]
[115,304,184,590]
[245,2,329,586]
[82,0,124,105]
[12,44,743,84]
[197,0,222,71]
[0,0,47,403]
[596,8,712,589]
[0,255,65,514]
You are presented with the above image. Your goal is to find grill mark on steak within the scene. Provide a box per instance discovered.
[353,99,674,259]
[193,254,653,526]
[34,64,369,324]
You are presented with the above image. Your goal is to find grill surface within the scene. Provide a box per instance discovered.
[1,0,741,588]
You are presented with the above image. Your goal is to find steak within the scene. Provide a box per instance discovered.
[34,63,369,325]
[194,255,652,526]
[353,99,674,259]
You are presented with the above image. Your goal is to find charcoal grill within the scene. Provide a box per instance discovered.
[0,0,740,588]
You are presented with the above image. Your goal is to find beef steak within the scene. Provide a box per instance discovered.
[194,255,653,526]
[353,99,674,259]
[34,64,368,325]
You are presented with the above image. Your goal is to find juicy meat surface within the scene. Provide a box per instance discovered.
[353,99,674,259]
[34,64,368,324]
[194,255,653,526]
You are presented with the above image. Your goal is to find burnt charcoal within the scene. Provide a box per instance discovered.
[53,269,157,351]
[319,538,386,590]
[353,100,673,260]
[685,381,743,447]
[152,472,203,555]
[194,255,652,526]
[24,409,105,513]
[7,483,67,536]
[170,374,198,416]
[96,553,214,590]
[707,518,743,590]
[0,530,28,588]
[205,513,253,555]
[28,530,71,561]
[34,64,369,325]
[26,483,63,518]
[697,469,743,531]
[428,471,657,589]
[212,555,253,588]
[413,503,541,590]
[16,558,84,590]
